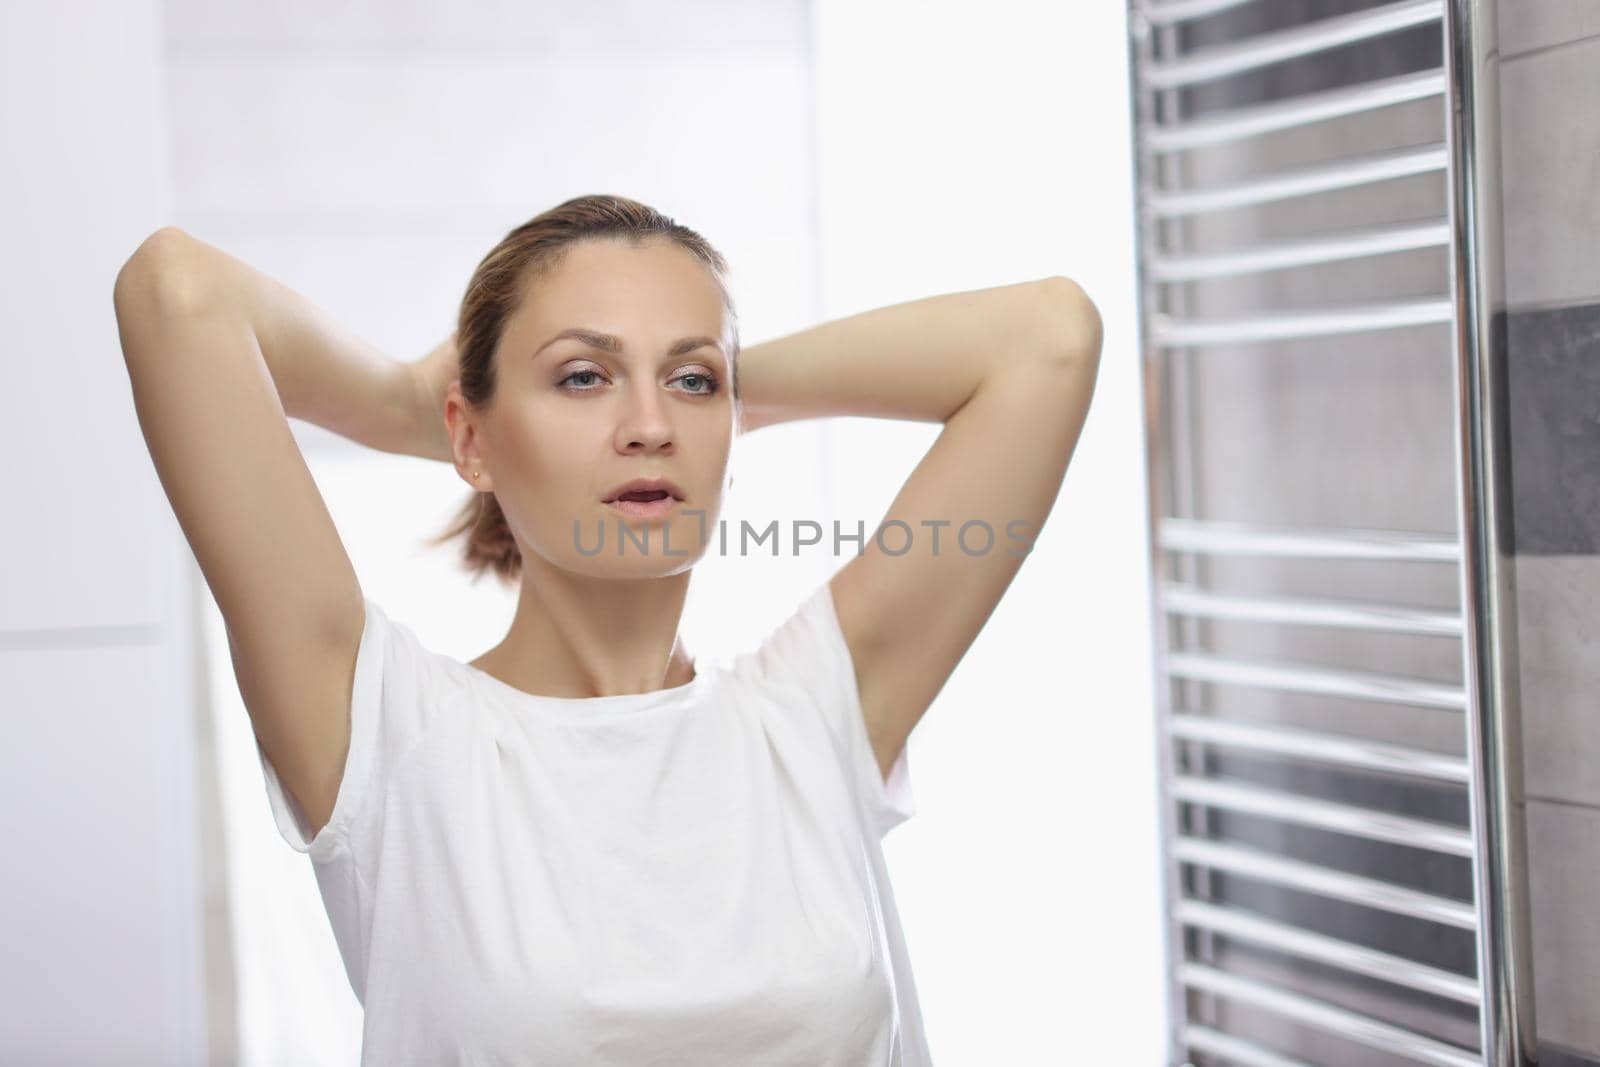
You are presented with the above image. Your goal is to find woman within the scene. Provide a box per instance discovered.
[113,194,1101,1065]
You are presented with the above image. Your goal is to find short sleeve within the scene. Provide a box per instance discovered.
[751,580,917,839]
[255,595,433,862]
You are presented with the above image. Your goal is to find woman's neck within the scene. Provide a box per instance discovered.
[470,565,696,699]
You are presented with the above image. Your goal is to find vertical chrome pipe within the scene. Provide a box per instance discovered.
[1124,5,1192,1064]
[1441,0,1539,1062]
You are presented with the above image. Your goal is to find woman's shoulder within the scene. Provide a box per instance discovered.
[728,580,845,689]
[352,596,484,725]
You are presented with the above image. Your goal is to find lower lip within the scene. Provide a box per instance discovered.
[606,495,680,519]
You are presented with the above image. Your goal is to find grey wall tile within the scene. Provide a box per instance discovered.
[1501,39,1600,309]
[1526,798,1600,1057]
[1507,302,1600,556]
[1516,555,1600,807]
[1498,0,1600,59]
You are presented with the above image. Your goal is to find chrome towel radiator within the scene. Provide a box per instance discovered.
[1127,1,1535,1064]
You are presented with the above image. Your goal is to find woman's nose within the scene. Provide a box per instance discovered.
[615,385,673,451]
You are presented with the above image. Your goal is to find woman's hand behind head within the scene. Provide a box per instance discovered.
[407,332,461,464]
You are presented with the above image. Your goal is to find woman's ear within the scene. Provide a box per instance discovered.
[445,381,493,491]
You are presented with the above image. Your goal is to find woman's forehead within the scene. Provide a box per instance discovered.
[514,267,732,353]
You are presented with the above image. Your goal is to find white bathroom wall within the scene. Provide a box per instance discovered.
[0,2,211,1065]
[810,2,1167,1063]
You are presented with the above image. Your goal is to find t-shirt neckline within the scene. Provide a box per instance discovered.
[453,654,712,721]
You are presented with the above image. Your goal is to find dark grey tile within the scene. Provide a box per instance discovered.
[1507,302,1600,556]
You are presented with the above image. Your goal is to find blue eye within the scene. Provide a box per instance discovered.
[675,372,720,395]
[559,370,604,390]
[558,369,719,394]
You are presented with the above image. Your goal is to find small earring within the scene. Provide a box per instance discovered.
[472,470,481,479]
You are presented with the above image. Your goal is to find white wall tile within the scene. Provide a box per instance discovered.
[164,0,805,56]
[1,0,179,633]
[0,637,202,1065]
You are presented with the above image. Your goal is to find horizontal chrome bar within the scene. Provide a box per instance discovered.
[1178,898,1481,1003]
[1150,297,1452,346]
[1175,837,1478,927]
[1183,1025,1316,1067]
[1149,220,1449,281]
[1172,773,1475,855]
[1147,68,1445,153]
[1181,964,1481,1067]
[1137,0,1259,27]
[1162,583,1464,636]
[1166,651,1467,710]
[1147,143,1448,218]
[1159,518,1462,562]
[1167,714,1472,784]
[1144,0,1445,90]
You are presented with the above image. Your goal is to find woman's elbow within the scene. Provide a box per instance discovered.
[114,226,215,324]
[1035,276,1103,367]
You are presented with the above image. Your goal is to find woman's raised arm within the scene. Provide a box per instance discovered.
[735,277,1103,782]
[112,226,427,837]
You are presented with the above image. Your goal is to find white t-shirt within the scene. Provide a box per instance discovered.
[256,580,931,1065]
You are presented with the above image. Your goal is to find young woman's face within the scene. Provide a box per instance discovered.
[473,237,737,580]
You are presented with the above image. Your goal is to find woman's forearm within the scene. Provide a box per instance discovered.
[735,276,1095,432]
[137,228,432,459]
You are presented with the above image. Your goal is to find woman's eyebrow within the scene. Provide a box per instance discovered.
[535,328,723,359]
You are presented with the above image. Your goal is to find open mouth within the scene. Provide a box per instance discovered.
[607,489,678,519]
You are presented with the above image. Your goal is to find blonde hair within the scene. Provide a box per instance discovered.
[425,194,741,585]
